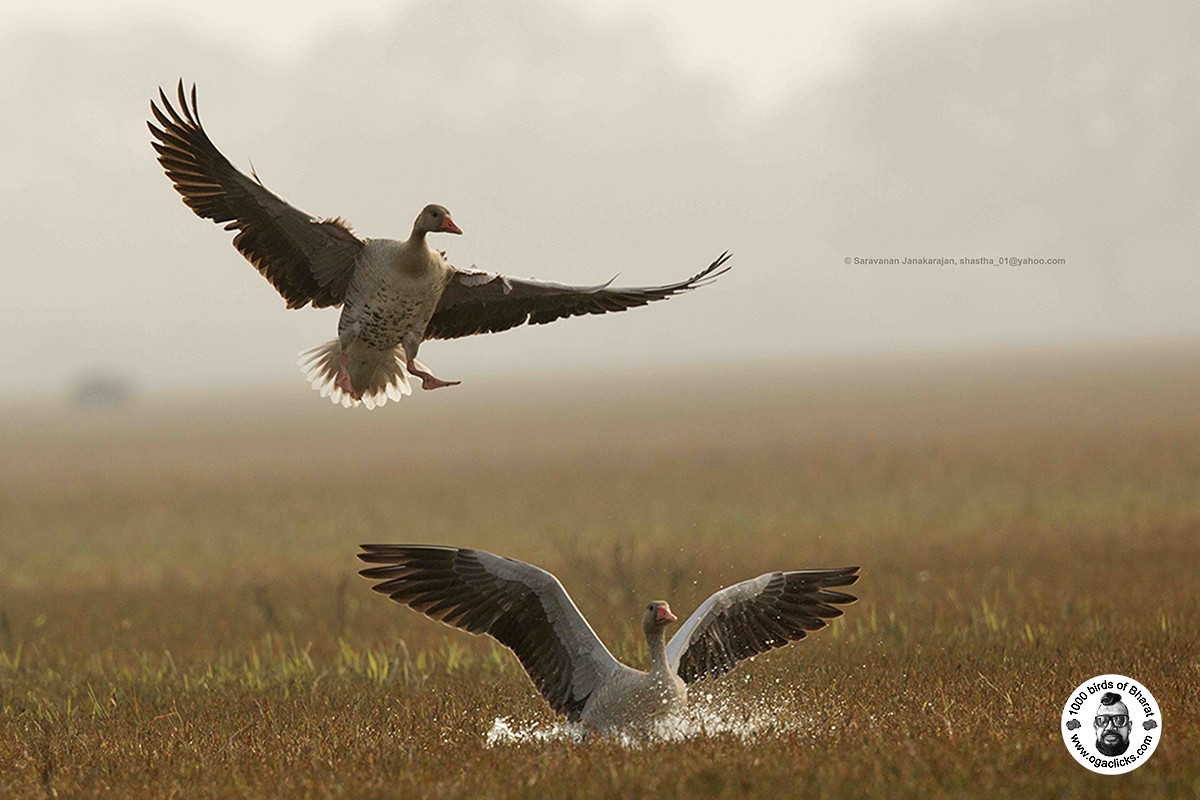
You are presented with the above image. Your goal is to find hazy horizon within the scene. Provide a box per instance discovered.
[3,0,1195,400]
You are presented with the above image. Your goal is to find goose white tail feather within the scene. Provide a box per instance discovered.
[298,341,412,409]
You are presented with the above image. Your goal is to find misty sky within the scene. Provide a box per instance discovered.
[2,0,1196,397]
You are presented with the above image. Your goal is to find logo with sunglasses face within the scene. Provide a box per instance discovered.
[1061,674,1161,774]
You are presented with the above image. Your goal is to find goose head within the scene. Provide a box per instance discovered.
[642,600,677,636]
[412,204,462,239]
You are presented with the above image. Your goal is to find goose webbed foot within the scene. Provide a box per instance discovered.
[407,358,461,390]
[336,353,360,399]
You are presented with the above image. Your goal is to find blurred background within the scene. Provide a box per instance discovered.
[1,0,1196,401]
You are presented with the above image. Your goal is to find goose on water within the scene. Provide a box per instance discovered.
[148,82,731,408]
[357,545,859,732]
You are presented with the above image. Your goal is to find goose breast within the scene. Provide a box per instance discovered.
[581,665,687,731]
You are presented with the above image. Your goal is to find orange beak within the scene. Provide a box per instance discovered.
[440,216,463,234]
[656,605,677,623]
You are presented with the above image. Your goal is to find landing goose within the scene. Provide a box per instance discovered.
[358,545,859,732]
[149,82,731,408]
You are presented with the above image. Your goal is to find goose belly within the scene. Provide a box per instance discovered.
[338,244,448,352]
[339,289,439,351]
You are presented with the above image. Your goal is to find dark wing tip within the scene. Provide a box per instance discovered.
[151,79,197,124]
[801,565,860,579]
[710,250,733,271]
[834,566,861,594]
[358,543,402,554]
[356,543,458,562]
[664,251,733,292]
[355,544,464,591]
[784,566,861,601]
[692,250,733,285]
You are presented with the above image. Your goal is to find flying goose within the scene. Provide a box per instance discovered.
[358,545,859,732]
[148,82,731,408]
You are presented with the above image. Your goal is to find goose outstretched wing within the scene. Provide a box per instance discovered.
[667,567,859,684]
[358,545,623,721]
[424,252,731,340]
[149,81,363,309]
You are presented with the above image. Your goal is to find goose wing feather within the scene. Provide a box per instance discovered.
[667,566,859,684]
[149,81,363,309]
[359,545,622,720]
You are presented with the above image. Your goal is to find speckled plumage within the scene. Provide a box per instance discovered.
[320,237,456,405]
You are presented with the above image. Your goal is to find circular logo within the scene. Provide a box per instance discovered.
[1061,674,1161,774]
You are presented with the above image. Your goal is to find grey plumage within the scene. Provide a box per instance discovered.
[358,545,619,720]
[358,544,858,728]
[667,567,860,683]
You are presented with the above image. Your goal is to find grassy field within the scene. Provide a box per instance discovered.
[1,341,1198,798]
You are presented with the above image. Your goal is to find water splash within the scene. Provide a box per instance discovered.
[485,717,587,746]
[485,692,825,747]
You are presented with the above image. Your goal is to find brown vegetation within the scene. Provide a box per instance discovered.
[1,342,1197,798]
